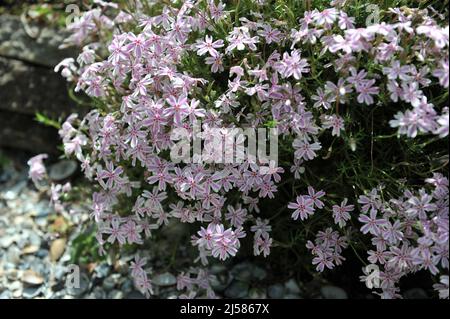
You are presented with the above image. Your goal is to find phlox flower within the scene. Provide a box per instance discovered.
[288,195,315,221]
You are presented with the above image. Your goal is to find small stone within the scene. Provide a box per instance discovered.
[6,246,21,265]
[36,249,49,258]
[21,245,39,255]
[210,275,229,293]
[126,290,146,299]
[33,201,51,218]
[27,231,42,248]
[252,266,267,281]
[108,290,124,299]
[321,286,348,299]
[53,264,67,281]
[102,276,117,292]
[94,262,110,279]
[22,270,44,286]
[10,280,22,291]
[50,238,66,262]
[120,279,134,294]
[248,288,266,299]
[404,288,428,299]
[268,284,285,299]
[224,281,249,299]
[284,278,301,294]
[153,272,177,287]
[0,290,13,299]
[210,264,227,275]
[0,235,14,248]
[48,160,77,181]
[6,269,19,281]
[92,286,106,299]
[34,217,48,228]
[12,289,23,298]
[230,263,253,282]
[23,286,42,299]
[284,294,302,299]
[3,181,26,200]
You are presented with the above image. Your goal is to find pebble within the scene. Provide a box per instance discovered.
[224,281,249,299]
[127,290,146,299]
[284,278,301,294]
[0,236,14,248]
[92,286,106,299]
[50,238,66,262]
[268,284,285,299]
[320,286,348,299]
[95,262,111,279]
[153,272,177,287]
[230,263,253,282]
[102,276,117,292]
[10,281,22,291]
[23,286,42,299]
[108,290,124,299]
[48,160,78,181]
[22,269,45,286]
[404,288,428,299]
[284,294,302,299]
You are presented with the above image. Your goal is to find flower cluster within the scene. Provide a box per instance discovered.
[40,0,449,298]
[357,174,449,299]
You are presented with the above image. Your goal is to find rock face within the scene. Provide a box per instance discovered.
[0,110,60,153]
[0,57,76,118]
[0,15,75,68]
[0,15,84,153]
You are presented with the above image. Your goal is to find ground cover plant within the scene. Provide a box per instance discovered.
[28,0,449,299]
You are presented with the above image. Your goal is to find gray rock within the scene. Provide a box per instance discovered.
[284,294,302,299]
[53,264,66,281]
[9,281,22,291]
[0,15,76,68]
[320,286,348,299]
[126,290,146,299]
[95,263,111,279]
[120,279,134,294]
[34,201,52,218]
[224,281,249,299]
[36,249,49,259]
[27,231,42,248]
[102,276,117,292]
[404,288,428,299]
[108,290,124,299]
[248,288,266,299]
[210,264,227,275]
[34,216,48,228]
[92,286,106,299]
[268,284,285,299]
[0,111,60,154]
[23,286,42,299]
[0,290,12,299]
[6,246,21,265]
[209,275,230,293]
[284,278,301,294]
[0,235,14,248]
[252,266,267,281]
[153,272,177,287]
[230,263,253,282]
[48,160,78,181]
[2,181,27,200]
